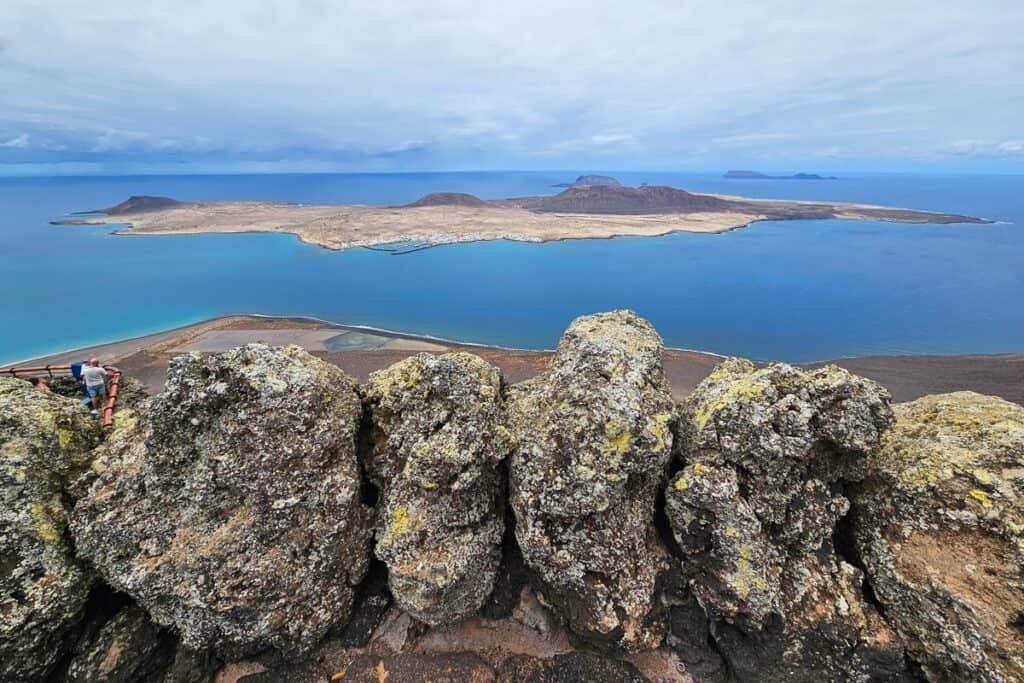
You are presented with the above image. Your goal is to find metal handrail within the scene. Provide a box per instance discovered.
[2,364,72,376]
[0,362,122,429]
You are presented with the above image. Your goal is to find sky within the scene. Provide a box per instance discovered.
[1,0,1022,175]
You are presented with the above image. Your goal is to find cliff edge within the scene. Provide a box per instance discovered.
[3,311,1020,682]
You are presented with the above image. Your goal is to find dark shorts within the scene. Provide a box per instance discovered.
[86,383,107,398]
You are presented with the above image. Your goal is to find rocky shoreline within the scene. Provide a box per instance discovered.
[2,310,1021,682]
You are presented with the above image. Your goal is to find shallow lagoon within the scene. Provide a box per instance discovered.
[1,172,1021,364]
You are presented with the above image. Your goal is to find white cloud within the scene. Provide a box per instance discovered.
[0,133,29,148]
[0,0,1021,170]
[943,139,1024,157]
[997,140,1024,155]
[590,133,633,146]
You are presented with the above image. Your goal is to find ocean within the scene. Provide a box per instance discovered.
[0,171,1021,365]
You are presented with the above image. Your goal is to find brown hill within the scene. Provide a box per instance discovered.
[402,192,489,208]
[517,185,734,214]
[101,196,186,215]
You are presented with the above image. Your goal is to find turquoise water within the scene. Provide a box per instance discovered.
[0,172,1021,364]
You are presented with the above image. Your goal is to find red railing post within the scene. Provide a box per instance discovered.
[102,370,121,429]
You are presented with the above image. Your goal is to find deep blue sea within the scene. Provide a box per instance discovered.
[0,171,1021,365]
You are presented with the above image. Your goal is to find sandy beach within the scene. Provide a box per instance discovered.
[10,315,1021,406]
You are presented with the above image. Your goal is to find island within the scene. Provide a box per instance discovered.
[551,174,623,188]
[54,179,987,252]
[724,170,839,180]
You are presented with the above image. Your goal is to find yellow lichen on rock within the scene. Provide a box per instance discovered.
[31,500,64,545]
[873,392,1024,499]
[647,412,672,451]
[382,505,412,545]
[730,556,769,599]
[687,360,773,429]
[602,421,632,460]
[968,489,993,509]
[855,391,1024,683]
[368,356,425,399]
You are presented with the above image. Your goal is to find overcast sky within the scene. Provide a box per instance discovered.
[1,0,1021,174]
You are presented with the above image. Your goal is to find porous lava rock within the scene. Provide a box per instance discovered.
[0,377,103,681]
[853,392,1024,682]
[667,358,907,681]
[363,352,510,625]
[63,603,175,682]
[507,310,675,650]
[70,344,373,658]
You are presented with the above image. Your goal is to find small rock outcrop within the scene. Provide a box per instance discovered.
[853,392,1024,682]
[363,352,510,624]
[0,378,103,681]
[70,344,373,658]
[667,359,906,681]
[508,310,675,650]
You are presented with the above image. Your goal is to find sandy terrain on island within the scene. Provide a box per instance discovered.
[9,315,1022,407]
[64,202,778,250]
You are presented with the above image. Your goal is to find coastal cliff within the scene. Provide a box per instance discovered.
[2,311,1021,682]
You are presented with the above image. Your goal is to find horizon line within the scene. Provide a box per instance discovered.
[1,168,1023,180]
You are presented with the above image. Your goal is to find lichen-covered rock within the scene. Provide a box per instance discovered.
[67,405,149,501]
[363,352,510,625]
[668,359,906,681]
[508,310,675,650]
[0,377,103,681]
[70,344,373,658]
[64,603,175,682]
[853,392,1024,682]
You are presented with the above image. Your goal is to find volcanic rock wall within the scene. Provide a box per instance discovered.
[2,311,1022,682]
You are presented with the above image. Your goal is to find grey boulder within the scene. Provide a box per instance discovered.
[70,344,373,658]
[363,352,510,624]
[0,377,102,681]
[508,310,675,650]
[667,359,907,681]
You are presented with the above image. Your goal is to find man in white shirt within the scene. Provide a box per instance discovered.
[80,358,114,416]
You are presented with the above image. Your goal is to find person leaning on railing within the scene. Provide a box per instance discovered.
[79,358,119,417]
